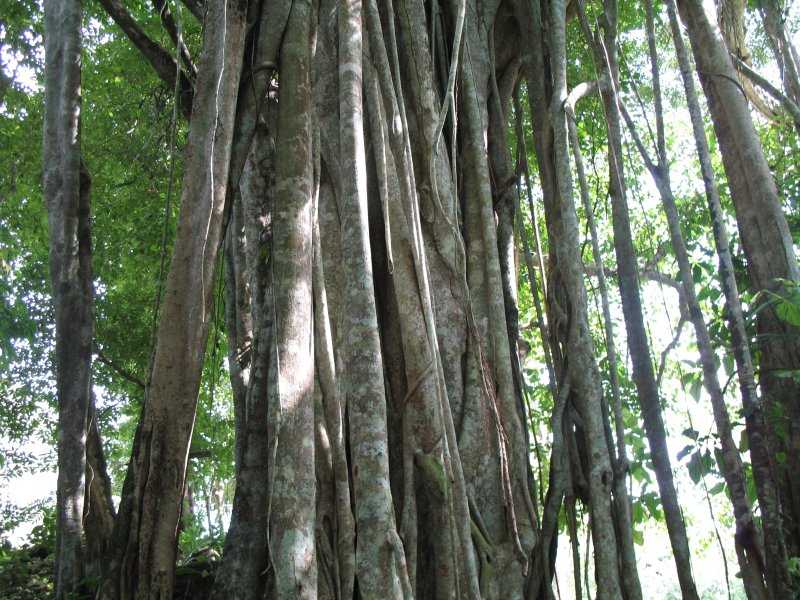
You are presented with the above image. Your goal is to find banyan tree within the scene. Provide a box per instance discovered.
[39,0,800,597]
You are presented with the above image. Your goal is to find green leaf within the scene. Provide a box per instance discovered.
[633,528,644,546]
[687,450,712,484]
[709,481,726,495]
[641,491,661,518]
[723,353,734,378]
[632,501,644,524]
[739,430,749,453]
[631,461,652,485]
[677,444,694,461]
[774,369,800,384]
[681,428,699,441]
[746,474,758,505]
[775,300,800,326]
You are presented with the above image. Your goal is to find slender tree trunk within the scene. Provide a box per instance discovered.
[263,2,317,595]
[512,0,640,596]
[84,400,116,583]
[759,0,800,113]
[667,1,795,595]
[580,2,700,597]
[336,1,412,595]
[566,88,642,600]
[43,0,93,593]
[618,5,767,595]
[223,193,252,469]
[676,0,800,573]
[99,0,248,596]
[513,89,558,403]
[211,124,275,599]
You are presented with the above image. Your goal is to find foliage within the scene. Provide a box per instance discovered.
[1,0,798,595]
[0,543,55,600]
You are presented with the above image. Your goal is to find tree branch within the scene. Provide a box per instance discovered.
[618,99,659,176]
[180,0,205,22]
[730,54,800,125]
[657,314,687,388]
[151,0,198,78]
[97,0,194,119]
[584,263,689,314]
[564,79,599,117]
[94,345,145,390]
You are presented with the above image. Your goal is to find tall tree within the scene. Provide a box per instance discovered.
[578,1,700,597]
[99,0,248,595]
[512,0,643,596]
[667,0,794,595]
[28,0,800,597]
[93,0,541,596]
[618,3,767,595]
[677,0,800,584]
[42,0,94,595]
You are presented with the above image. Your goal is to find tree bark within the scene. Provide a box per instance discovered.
[677,0,800,576]
[668,1,795,595]
[566,87,642,600]
[716,0,779,120]
[211,125,274,599]
[759,0,800,116]
[338,2,412,596]
[43,0,93,593]
[511,0,642,596]
[579,1,700,597]
[99,0,248,596]
[263,1,317,596]
[618,3,767,593]
[84,400,117,583]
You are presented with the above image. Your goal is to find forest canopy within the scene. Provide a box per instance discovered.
[1,0,799,598]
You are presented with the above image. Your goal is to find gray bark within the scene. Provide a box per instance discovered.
[99,0,248,596]
[676,0,800,581]
[211,123,275,599]
[77,0,784,597]
[43,0,93,593]
[265,1,317,595]
[760,0,800,118]
[566,91,642,600]
[84,401,116,583]
[668,1,795,595]
[337,1,410,596]
[578,1,700,597]
[619,2,767,591]
[511,0,640,596]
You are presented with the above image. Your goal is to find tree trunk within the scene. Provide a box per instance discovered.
[77,0,798,596]
[716,0,779,120]
[99,0,248,596]
[759,0,800,115]
[618,4,768,592]
[618,3,769,595]
[567,88,642,600]
[264,2,317,595]
[667,1,795,595]
[676,0,800,578]
[511,0,642,596]
[84,400,117,583]
[211,117,276,600]
[580,1,700,597]
[43,0,93,593]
